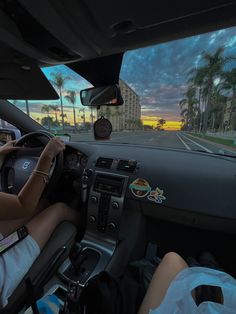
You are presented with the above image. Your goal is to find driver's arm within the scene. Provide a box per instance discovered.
[0,137,65,220]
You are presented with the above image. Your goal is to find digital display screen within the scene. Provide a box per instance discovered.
[0,231,19,253]
[94,174,124,196]
[97,182,119,193]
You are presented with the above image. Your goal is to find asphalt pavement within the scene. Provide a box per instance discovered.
[70,131,236,157]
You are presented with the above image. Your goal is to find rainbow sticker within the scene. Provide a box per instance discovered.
[129,178,151,198]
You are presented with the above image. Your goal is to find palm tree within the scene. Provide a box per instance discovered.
[188,68,206,131]
[190,47,234,131]
[79,108,86,125]
[50,72,69,131]
[156,118,166,130]
[220,68,236,129]
[179,87,198,130]
[60,113,68,127]
[65,90,77,127]
[41,104,52,130]
[49,105,60,123]
[90,107,95,124]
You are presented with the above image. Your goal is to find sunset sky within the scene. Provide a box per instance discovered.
[13,26,236,130]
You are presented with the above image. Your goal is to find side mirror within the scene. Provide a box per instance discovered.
[80,84,123,107]
[0,129,21,145]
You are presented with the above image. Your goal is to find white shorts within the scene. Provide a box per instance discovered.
[0,233,40,308]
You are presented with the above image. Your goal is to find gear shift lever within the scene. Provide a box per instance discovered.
[69,243,82,274]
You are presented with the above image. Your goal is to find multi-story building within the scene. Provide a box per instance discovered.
[97,79,141,131]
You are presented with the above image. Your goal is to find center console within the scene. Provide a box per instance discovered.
[58,170,128,286]
[88,172,128,237]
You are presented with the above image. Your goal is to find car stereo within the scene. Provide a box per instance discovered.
[94,173,124,196]
[87,171,128,238]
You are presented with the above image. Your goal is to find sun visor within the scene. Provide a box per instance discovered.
[68,53,123,86]
[0,63,59,100]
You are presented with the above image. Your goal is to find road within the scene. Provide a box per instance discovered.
[70,131,236,156]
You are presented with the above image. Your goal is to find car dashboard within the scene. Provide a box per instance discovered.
[64,142,236,234]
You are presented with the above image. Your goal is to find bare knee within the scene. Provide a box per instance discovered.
[162,252,188,268]
[49,202,70,216]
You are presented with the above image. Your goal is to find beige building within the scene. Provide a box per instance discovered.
[97,79,141,131]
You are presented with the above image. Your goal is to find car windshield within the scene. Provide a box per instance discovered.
[9,26,236,157]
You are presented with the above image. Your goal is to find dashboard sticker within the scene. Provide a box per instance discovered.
[129,178,151,198]
[147,187,166,204]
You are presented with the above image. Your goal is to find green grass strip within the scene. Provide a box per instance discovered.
[190,133,236,147]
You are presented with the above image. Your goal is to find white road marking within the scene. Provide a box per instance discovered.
[181,133,213,153]
[176,133,191,150]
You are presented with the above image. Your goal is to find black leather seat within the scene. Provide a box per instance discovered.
[2,221,77,314]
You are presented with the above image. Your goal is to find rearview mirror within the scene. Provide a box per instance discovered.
[80,84,123,106]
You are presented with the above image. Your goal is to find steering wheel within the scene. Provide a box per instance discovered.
[1,131,63,196]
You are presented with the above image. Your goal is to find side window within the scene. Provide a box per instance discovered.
[0,118,16,129]
[0,118,20,145]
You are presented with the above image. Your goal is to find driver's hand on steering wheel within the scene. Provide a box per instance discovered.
[41,137,65,160]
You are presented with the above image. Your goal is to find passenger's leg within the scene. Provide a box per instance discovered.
[26,202,79,250]
[138,252,188,314]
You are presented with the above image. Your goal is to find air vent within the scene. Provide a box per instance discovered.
[117,159,137,172]
[95,157,113,169]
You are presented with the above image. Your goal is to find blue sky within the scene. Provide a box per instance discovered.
[14,26,236,123]
[120,26,236,121]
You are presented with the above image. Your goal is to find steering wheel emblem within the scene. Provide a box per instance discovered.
[22,161,30,170]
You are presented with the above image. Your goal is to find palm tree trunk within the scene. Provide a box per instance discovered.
[203,83,213,132]
[25,100,30,116]
[73,105,76,127]
[90,108,94,124]
[198,87,202,132]
[211,112,215,130]
[59,88,65,131]
[48,115,51,131]
[220,106,225,131]
[203,98,209,132]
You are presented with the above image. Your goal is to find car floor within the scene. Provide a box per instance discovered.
[146,217,236,278]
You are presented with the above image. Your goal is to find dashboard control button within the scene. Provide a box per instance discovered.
[91,196,98,203]
[111,201,119,209]
[88,215,96,223]
[108,222,116,231]
[82,175,88,181]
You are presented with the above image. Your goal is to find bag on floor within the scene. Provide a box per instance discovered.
[76,271,144,314]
